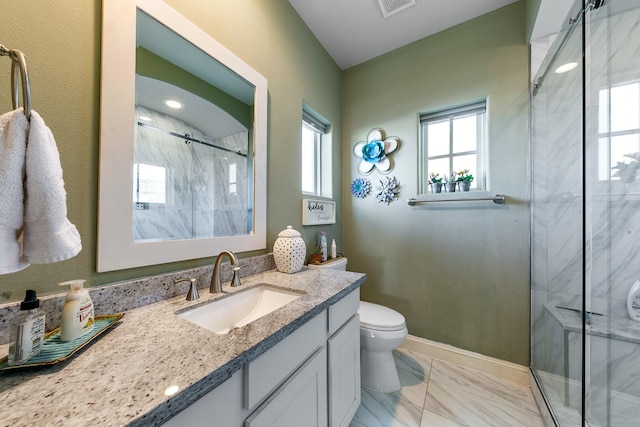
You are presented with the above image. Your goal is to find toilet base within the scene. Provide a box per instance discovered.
[361,348,401,393]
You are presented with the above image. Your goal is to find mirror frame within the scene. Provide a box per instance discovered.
[98,0,267,272]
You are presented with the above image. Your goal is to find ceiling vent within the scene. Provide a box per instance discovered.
[377,0,417,18]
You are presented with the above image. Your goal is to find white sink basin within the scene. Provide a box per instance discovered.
[177,284,303,334]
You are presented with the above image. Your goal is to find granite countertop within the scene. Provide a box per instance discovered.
[0,268,365,427]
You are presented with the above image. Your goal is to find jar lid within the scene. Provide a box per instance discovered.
[278,225,301,238]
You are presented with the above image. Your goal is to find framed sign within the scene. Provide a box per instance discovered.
[302,199,336,225]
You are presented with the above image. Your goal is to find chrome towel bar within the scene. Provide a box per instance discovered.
[0,44,31,119]
[407,194,506,206]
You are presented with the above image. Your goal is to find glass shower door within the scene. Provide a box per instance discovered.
[585,1,640,425]
[532,0,640,426]
[530,1,585,425]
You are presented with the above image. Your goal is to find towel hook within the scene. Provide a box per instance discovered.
[0,44,31,119]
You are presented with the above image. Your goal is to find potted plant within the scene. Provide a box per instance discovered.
[612,153,640,183]
[428,172,444,193]
[308,242,323,264]
[444,173,457,192]
[456,169,474,191]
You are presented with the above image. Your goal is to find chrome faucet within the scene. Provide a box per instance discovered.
[210,251,239,293]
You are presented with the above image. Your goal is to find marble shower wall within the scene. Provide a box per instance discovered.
[531,4,640,425]
[133,106,250,241]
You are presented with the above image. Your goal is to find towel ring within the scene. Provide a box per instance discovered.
[0,44,31,119]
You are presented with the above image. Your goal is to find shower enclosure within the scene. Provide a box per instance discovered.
[531,0,640,426]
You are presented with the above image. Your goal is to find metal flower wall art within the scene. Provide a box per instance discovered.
[351,178,371,198]
[375,176,400,205]
[353,128,400,175]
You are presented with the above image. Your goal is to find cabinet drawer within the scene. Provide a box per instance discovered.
[328,288,359,335]
[244,310,327,410]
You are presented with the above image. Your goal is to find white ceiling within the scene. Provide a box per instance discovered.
[288,0,520,70]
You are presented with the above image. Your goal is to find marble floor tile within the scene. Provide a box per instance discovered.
[349,348,545,427]
[429,359,540,416]
[423,381,545,427]
[392,349,433,407]
[420,410,465,426]
[352,387,423,427]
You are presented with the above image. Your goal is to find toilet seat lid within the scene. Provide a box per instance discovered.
[359,301,406,331]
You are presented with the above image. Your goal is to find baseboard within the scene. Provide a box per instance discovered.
[400,335,531,387]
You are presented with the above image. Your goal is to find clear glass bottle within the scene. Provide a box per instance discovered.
[8,290,46,365]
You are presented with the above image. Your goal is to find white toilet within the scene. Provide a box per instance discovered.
[307,257,408,393]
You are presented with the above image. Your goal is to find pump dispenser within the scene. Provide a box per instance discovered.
[8,290,46,365]
[58,280,94,341]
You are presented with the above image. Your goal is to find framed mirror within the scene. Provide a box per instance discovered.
[98,0,267,272]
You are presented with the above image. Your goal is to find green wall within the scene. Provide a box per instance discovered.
[341,2,530,364]
[0,0,342,302]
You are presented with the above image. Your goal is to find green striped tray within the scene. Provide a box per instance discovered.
[0,313,124,371]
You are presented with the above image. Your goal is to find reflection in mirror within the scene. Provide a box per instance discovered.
[133,9,253,241]
[98,0,267,272]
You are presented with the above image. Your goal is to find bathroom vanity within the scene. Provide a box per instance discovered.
[166,285,361,427]
[0,268,364,426]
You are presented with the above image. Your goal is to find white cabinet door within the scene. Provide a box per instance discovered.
[245,347,328,427]
[328,315,361,427]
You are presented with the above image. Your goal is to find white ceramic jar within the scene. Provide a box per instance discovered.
[273,226,306,273]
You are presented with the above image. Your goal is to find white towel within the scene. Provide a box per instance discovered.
[0,109,29,273]
[22,110,82,263]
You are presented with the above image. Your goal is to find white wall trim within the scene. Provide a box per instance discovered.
[400,335,531,387]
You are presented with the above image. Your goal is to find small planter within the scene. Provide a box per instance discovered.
[445,182,457,193]
[309,253,323,264]
[459,181,471,192]
[430,183,443,193]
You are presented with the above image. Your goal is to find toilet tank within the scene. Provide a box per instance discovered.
[306,257,348,271]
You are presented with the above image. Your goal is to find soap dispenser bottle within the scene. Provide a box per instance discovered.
[58,279,95,341]
[8,290,46,365]
[627,279,640,322]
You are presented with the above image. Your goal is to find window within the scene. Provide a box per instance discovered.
[229,163,237,195]
[302,108,332,197]
[133,163,166,205]
[597,81,640,183]
[420,101,487,191]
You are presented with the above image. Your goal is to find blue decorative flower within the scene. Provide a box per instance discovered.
[353,128,400,175]
[351,178,371,198]
[362,140,386,163]
[375,176,400,205]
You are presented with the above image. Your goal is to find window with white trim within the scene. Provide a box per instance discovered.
[133,162,166,205]
[302,109,332,197]
[420,101,487,191]
[598,80,640,183]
